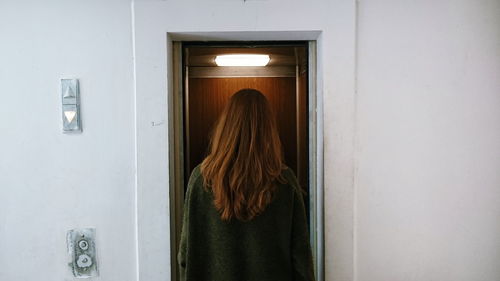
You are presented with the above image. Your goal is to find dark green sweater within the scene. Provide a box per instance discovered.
[178,165,315,281]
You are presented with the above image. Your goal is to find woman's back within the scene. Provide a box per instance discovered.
[178,89,315,281]
[178,165,315,281]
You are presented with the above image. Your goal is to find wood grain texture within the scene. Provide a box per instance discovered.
[298,67,309,190]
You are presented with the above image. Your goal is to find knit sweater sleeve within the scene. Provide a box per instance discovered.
[288,169,316,281]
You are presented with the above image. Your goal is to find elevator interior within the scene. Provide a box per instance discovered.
[170,41,310,281]
[183,42,309,194]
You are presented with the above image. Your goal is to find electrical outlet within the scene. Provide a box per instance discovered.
[67,228,98,278]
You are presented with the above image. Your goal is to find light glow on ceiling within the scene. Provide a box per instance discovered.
[215,54,270,66]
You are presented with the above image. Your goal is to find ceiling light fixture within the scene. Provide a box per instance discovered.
[215,54,270,66]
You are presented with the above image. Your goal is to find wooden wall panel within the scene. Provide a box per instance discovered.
[298,68,309,190]
[186,77,297,182]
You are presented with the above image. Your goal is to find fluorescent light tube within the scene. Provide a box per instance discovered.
[215,54,270,66]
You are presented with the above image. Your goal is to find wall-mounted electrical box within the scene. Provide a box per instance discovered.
[67,228,98,278]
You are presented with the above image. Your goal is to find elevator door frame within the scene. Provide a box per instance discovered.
[169,40,323,281]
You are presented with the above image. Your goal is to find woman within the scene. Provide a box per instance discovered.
[178,88,315,281]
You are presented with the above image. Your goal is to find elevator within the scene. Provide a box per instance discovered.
[184,42,309,193]
[170,41,315,281]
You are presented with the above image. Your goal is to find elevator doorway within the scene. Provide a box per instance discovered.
[170,41,317,281]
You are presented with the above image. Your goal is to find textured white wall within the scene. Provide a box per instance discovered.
[1,1,499,281]
[0,1,137,280]
[355,0,500,280]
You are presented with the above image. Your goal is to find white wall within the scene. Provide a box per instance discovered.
[0,1,137,280]
[356,1,500,281]
[1,1,499,281]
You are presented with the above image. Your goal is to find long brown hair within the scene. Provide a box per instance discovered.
[200,88,285,221]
